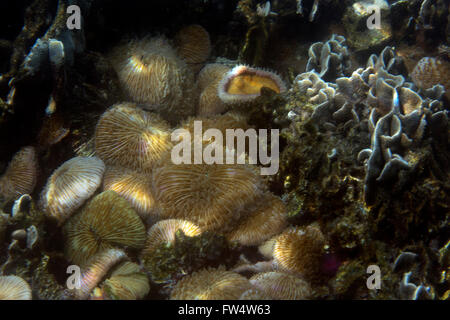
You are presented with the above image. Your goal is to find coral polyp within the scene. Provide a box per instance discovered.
[170,267,251,300]
[152,161,265,231]
[95,103,172,173]
[226,193,288,246]
[0,146,37,203]
[273,225,327,282]
[63,190,146,267]
[197,63,231,116]
[109,37,196,121]
[40,156,105,225]
[101,261,150,300]
[141,219,202,256]
[102,166,156,220]
[218,65,286,104]
[249,272,313,300]
[175,24,211,72]
[0,275,32,300]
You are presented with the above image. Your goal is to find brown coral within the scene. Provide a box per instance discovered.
[272,225,326,282]
[0,275,32,300]
[101,261,150,300]
[102,166,155,220]
[196,63,231,116]
[0,146,37,203]
[152,161,264,231]
[63,190,146,267]
[140,219,201,257]
[249,272,312,300]
[67,248,127,300]
[411,57,450,92]
[175,25,211,72]
[109,37,196,121]
[180,112,250,147]
[226,193,288,246]
[170,267,251,300]
[95,103,172,173]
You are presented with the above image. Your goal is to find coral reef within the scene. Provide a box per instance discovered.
[0,0,448,301]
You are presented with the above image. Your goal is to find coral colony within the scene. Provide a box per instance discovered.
[0,0,448,301]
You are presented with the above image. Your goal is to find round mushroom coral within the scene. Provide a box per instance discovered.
[101,261,150,300]
[196,63,231,116]
[175,24,211,72]
[226,192,288,246]
[40,156,105,225]
[95,103,172,173]
[140,219,202,258]
[63,190,146,267]
[0,275,32,300]
[103,165,156,220]
[170,267,251,300]
[0,146,37,203]
[249,271,313,300]
[109,37,196,122]
[152,161,265,232]
[273,225,326,282]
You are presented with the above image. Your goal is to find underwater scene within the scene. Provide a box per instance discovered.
[0,0,448,301]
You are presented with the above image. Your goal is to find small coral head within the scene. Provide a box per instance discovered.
[218,65,286,104]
